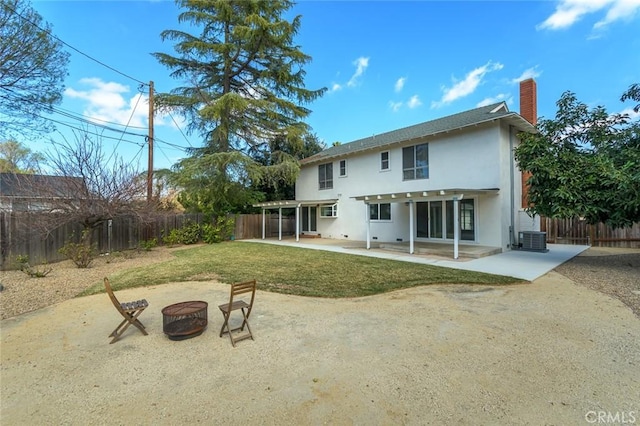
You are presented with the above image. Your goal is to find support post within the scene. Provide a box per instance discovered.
[295,204,300,242]
[453,198,459,259]
[365,203,371,250]
[409,200,414,254]
[278,207,282,241]
[261,208,266,239]
[453,195,464,259]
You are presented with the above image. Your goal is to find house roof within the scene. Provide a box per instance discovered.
[301,102,536,165]
[0,173,85,198]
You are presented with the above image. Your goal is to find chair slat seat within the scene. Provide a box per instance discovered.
[104,278,149,344]
[218,280,256,347]
[218,300,249,313]
[121,300,148,311]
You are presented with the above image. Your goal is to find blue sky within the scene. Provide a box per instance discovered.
[30,0,640,171]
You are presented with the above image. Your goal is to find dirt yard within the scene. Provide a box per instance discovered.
[1,246,638,425]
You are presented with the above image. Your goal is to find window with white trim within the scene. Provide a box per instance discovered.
[339,159,347,177]
[402,143,428,180]
[380,151,390,170]
[318,162,333,189]
[369,203,391,221]
[320,204,338,218]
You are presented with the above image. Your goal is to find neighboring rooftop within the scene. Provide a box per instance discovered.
[301,102,536,165]
[0,173,85,198]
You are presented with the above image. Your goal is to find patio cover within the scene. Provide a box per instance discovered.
[253,199,338,241]
[353,188,500,259]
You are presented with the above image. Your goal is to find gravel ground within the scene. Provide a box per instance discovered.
[0,246,182,320]
[1,246,638,425]
[555,247,640,318]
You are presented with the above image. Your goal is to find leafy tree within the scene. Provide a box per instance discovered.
[621,83,640,113]
[0,0,70,140]
[515,88,640,229]
[0,140,44,172]
[153,0,325,215]
[252,132,325,202]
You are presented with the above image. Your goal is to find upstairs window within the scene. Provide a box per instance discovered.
[380,151,390,170]
[318,162,333,190]
[402,143,429,180]
[339,159,347,177]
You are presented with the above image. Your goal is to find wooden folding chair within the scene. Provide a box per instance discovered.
[218,280,256,347]
[104,277,149,344]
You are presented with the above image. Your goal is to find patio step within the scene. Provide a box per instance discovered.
[379,243,501,259]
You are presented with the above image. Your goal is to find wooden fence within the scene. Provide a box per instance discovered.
[234,213,296,240]
[0,212,296,270]
[541,217,640,248]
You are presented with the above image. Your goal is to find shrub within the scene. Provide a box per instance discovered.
[58,230,97,268]
[139,238,157,251]
[202,216,236,244]
[179,220,201,244]
[162,229,182,247]
[16,255,53,278]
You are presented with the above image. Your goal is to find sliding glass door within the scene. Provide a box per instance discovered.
[301,206,317,232]
[416,199,474,241]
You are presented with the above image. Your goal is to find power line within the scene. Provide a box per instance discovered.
[49,103,147,130]
[0,86,147,131]
[4,1,148,86]
[106,87,145,164]
[0,87,148,138]
[165,108,194,148]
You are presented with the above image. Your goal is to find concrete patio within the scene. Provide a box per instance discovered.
[242,237,590,281]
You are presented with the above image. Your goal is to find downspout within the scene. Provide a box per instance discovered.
[509,125,516,249]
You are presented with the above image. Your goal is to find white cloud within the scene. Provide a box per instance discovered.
[389,101,403,112]
[389,94,422,112]
[620,107,640,120]
[512,67,542,83]
[594,0,640,28]
[432,61,504,108]
[328,82,343,93]
[407,95,422,109]
[329,57,370,92]
[346,57,369,87]
[537,0,640,31]
[64,78,148,128]
[476,93,513,107]
[395,77,406,93]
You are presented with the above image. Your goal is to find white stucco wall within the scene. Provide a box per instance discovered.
[296,121,525,250]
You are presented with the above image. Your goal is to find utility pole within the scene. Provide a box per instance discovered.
[147,81,154,202]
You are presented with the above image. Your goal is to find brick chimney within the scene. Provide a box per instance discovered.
[519,78,537,208]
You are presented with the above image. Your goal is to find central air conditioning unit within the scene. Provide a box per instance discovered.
[518,231,548,252]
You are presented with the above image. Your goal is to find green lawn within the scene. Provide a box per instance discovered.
[81,242,523,298]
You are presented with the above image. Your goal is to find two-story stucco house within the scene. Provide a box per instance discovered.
[256,79,539,256]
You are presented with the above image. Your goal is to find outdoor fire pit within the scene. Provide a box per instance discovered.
[162,301,208,340]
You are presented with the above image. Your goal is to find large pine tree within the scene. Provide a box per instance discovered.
[153,0,325,215]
